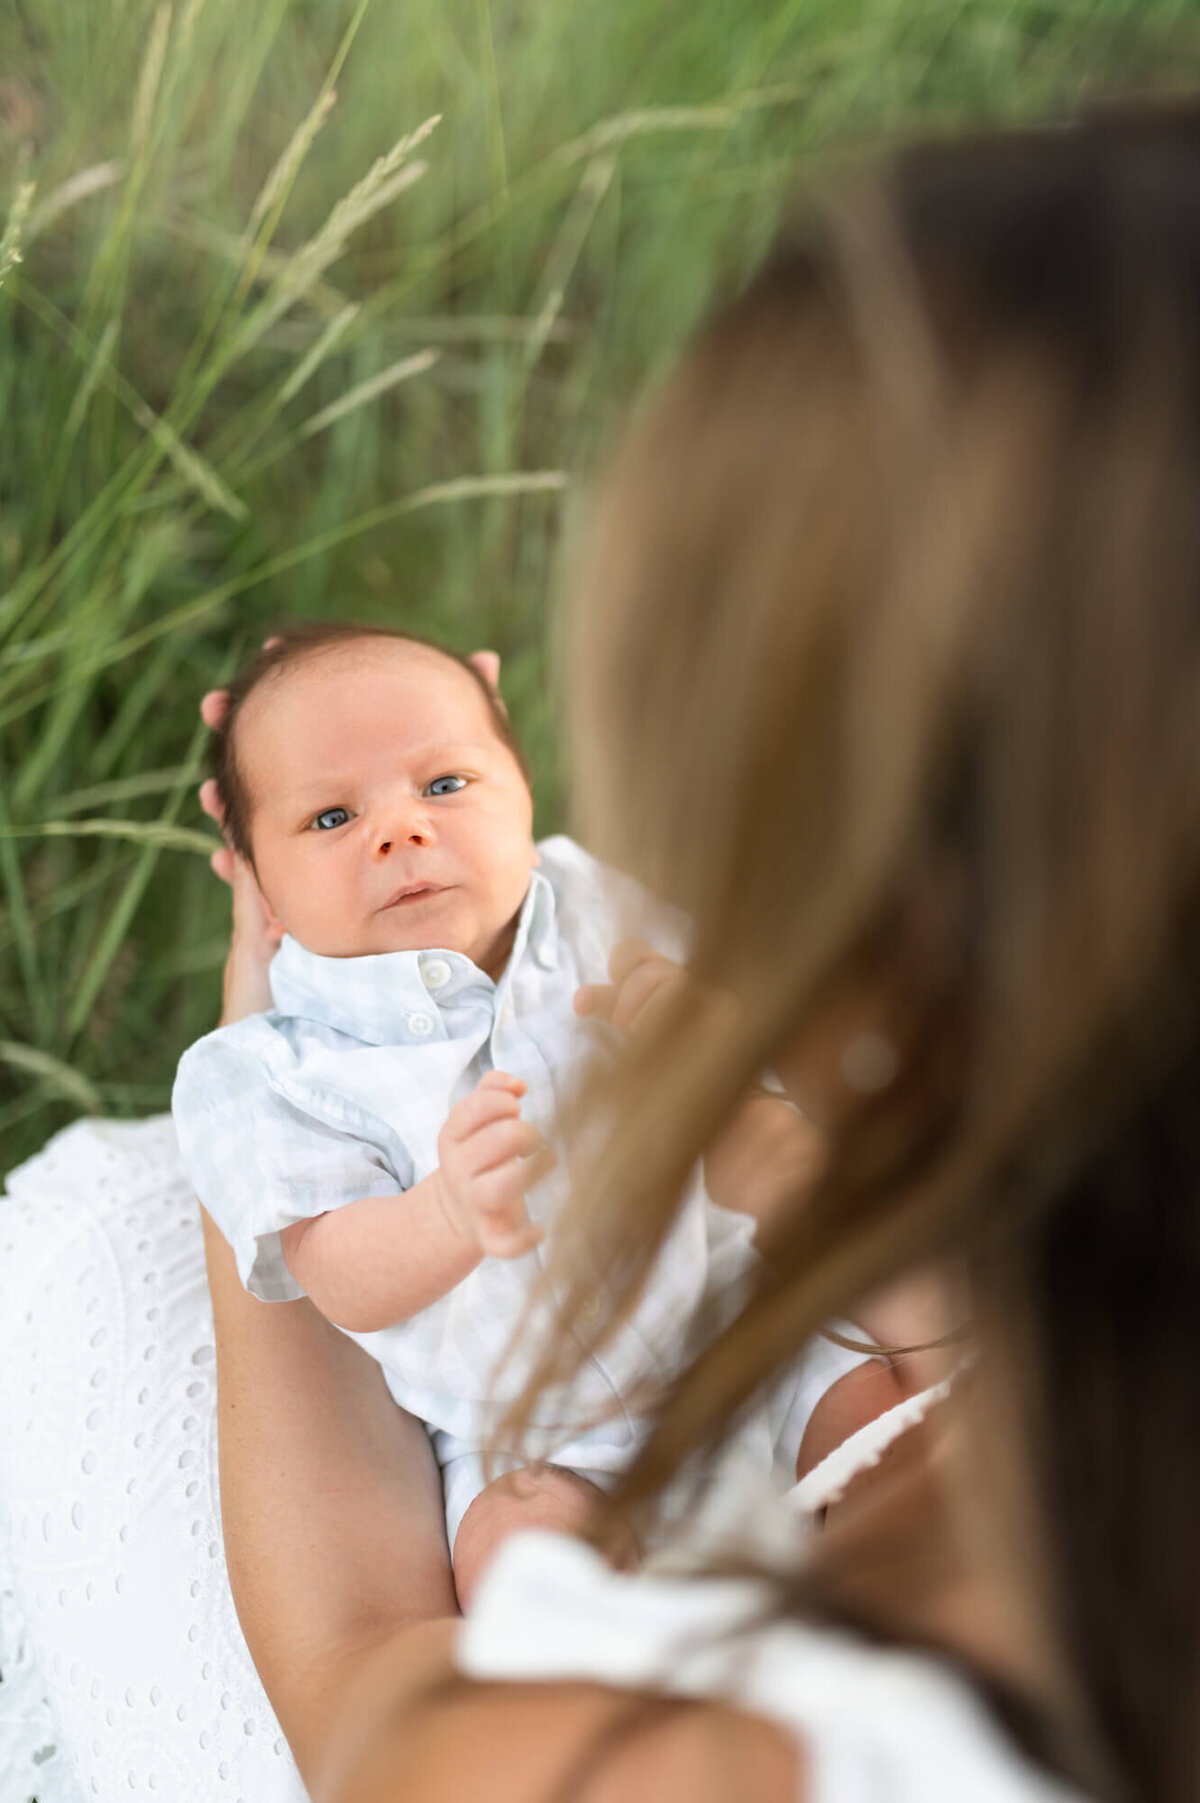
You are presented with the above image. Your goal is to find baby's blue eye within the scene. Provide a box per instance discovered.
[312,807,351,831]
[425,775,466,797]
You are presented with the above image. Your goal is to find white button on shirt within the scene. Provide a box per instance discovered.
[172,837,752,1467]
[420,957,452,992]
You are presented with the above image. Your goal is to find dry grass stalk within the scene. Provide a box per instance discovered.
[297,348,440,439]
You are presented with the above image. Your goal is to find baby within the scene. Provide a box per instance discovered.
[174,624,868,1603]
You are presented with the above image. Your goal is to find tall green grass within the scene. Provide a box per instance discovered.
[1,0,1197,1172]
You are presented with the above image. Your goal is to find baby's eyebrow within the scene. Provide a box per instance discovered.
[391,739,494,765]
[284,743,494,804]
[281,780,357,806]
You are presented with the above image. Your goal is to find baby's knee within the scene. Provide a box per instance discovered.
[453,1466,603,1608]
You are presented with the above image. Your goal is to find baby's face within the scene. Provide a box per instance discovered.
[237,641,536,973]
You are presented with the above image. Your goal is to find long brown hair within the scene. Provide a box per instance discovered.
[511,100,1200,1801]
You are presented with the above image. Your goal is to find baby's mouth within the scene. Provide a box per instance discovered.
[380,881,449,911]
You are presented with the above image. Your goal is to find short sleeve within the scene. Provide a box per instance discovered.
[172,1028,403,1301]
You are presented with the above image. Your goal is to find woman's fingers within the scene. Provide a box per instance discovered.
[203,640,287,1022]
[609,956,681,1035]
[607,937,662,988]
[200,776,226,827]
[200,637,284,733]
[466,649,501,693]
[573,982,615,1021]
[219,854,283,1025]
[200,689,230,729]
[574,940,685,1035]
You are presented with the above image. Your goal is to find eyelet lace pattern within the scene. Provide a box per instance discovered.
[0,1116,307,1802]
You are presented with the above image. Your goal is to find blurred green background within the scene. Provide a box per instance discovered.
[1,0,1197,1172]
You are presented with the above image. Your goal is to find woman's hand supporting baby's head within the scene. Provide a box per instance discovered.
[199,681,283,1026]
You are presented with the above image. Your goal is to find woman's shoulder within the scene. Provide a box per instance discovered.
[456,1532,1087,1803]
[326,1615,798,1803]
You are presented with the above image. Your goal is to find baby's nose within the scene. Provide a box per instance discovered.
[373,805,434,857]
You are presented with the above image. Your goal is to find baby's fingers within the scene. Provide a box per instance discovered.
[476,1069,526,1098]
[443,1074,526,1145]
[464,1116,547,1176]
[469,1152,554,1259]
[479,1218,544,1260]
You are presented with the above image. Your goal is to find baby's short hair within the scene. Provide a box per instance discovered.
[209,621,531,865]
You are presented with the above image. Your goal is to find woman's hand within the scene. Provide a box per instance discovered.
[576,940,824,1229]
[573,936,688,1035]
[209,831,281,1026]
[702,1091,824,1227]
[198,685,281,1025]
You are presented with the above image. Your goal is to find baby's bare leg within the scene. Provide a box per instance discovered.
[452,1466,607,1609]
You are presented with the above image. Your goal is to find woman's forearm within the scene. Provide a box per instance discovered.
[281,1170,483,1331]
[201,1206,457,1784]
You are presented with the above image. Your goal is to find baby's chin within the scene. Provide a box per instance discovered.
[286,908,491,965]
[291,926,469,960]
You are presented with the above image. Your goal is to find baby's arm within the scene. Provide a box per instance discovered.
[281,1072,551,1333]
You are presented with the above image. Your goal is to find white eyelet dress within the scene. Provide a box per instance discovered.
[0,1116,307,1803]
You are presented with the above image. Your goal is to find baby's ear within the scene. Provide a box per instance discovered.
[467,649,502,694]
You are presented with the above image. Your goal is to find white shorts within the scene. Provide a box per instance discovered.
[428,1321,871,1552]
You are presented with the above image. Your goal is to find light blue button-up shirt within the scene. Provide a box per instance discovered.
[174,837,754,1461]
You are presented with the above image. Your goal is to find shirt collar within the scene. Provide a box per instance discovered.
[268,866,559,1044]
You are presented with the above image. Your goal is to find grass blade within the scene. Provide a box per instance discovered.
[0,769,49,1044]
[248,88,338,234]
[7,819,220,856]
[40,766,199,818]
[297,348,440,439]
[276,302,362,406]
[0,1040,103,1111]
[0,178,35,294]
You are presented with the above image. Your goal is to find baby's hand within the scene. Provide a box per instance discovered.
[436,1071,553,1259]
[573,937,689,1037]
